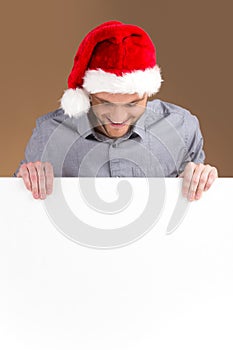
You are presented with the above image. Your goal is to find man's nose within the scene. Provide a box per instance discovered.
[109,105,128,122]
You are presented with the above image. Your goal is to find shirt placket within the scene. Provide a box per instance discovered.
[109,141,121,177]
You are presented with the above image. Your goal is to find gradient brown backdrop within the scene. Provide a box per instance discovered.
[1,0,232,176]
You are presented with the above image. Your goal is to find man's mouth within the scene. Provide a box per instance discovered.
[106,117,128,127]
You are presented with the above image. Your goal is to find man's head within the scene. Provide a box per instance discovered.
[90,92,148,138]
[60,20,163,118]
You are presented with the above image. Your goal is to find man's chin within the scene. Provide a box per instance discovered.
[105,125,130,137]
[94,122,132,138]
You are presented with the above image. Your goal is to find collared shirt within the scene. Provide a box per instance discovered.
[13,99,205,177]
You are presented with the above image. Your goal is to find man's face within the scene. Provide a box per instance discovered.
[90,92,148,138]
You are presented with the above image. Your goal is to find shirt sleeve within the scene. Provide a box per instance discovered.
[178,112,206,174]
[12,120,45,177]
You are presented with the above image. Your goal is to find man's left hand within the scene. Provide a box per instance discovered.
[178,162,218,201]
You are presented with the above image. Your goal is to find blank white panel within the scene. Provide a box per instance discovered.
[0,178,232,349]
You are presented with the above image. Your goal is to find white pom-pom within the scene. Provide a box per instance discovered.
[60,88,90,118]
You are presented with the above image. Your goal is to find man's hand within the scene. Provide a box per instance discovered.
[178,162,218,201]
[17,161,54,200]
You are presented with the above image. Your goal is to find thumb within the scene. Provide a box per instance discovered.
[178,171,184,178]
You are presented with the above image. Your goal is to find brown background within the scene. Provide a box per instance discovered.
[0,0,232,177]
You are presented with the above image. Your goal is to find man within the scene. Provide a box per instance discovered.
[14,20,218,201]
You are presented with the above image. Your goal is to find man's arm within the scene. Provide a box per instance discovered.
[178,113,218,201]
[14,118,54,200]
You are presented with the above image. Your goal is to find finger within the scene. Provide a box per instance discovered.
[27,162,40,199]
[44,162,54,195]
[18,164,32,191]
[35,161,47,199]
[204,167,218,191]
[181,162,196,197]
[195,165,212,200]
[188,163,206,201]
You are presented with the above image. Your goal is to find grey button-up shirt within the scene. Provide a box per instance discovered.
[13,99,205,177]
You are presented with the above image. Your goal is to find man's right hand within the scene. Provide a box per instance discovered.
[17,161,54,200]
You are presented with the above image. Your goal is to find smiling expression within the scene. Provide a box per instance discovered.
[90,92,148,138]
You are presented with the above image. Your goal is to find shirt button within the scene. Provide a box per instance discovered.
[112,144,117,148]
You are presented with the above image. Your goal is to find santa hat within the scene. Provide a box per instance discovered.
[60,20,163,118]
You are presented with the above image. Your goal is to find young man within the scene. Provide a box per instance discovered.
[14,20,218,201]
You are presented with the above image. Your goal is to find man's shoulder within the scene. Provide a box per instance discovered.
[147,99,200,129]
[35,108,67,127]
[147,99,193,117]
[34,108,83,134]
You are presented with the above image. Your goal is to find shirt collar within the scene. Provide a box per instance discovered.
[76,111,94,138]
[131,108,147,139]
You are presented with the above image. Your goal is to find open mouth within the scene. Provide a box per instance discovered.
[106,117,128,127]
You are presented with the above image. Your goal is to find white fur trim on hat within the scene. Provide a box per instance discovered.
[60,88,90,118]
[83,65,163,97]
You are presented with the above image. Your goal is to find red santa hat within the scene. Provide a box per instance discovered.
[61,20,163,118]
